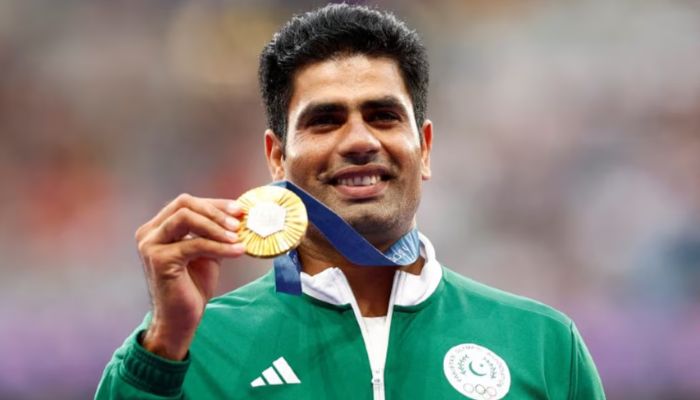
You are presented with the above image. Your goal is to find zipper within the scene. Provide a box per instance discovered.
[332,269,402,400]
[372,369,384,400]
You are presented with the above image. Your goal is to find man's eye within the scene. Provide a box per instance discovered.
[308,115,341,127]
[368,111,400,122]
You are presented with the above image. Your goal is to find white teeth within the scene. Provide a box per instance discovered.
[338,174,381,187]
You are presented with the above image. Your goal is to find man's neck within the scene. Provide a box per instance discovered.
[298,234,424,317]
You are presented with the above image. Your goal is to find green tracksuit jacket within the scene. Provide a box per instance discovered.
[96,236,605,399]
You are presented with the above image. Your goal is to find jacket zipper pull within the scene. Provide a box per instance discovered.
[372,369,384,400]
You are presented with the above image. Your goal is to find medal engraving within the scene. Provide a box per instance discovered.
[247,201,286,238]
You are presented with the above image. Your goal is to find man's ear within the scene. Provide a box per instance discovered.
[264,129,285,181]
[420,120,433,181]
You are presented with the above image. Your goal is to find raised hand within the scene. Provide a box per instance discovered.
[135,194,246,360]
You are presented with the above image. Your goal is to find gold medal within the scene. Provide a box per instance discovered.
[236,185,308,258]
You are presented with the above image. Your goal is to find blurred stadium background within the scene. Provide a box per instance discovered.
[1,0,699,399]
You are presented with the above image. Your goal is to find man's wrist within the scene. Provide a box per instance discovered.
[141,324,193,361]
[118,330,190,397]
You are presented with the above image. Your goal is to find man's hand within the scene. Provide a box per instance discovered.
[135,194,246,360]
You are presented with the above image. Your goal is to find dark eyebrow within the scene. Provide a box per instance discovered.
[295,102,347,128]
[361,96,409,117]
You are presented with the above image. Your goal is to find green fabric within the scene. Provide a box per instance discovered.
[96,267,605,399]
[95,329,189,399]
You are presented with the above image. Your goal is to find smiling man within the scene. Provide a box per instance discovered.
[96,4,604,399]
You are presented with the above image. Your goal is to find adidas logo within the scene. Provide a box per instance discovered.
[250,357,301,387]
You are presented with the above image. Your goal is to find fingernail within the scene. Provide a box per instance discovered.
[225,231,238,241]
[227,201,241,214]
[232,243,246,253]
[225,217,239,230]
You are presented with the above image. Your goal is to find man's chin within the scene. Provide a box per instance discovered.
[345,214,403,242]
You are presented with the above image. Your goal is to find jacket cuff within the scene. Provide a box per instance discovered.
[119,330,190,397]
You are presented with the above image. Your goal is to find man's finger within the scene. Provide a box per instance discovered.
[202,198,244,216]
[153,207,240,244]
[172,237,247,262]
[138,194,243,241]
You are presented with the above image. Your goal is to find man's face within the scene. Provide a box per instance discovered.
[265,54,432,247]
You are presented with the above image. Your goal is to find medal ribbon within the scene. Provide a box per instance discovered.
[270,180,421,295]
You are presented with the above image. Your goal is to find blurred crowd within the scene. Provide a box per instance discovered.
[1,1,698,399]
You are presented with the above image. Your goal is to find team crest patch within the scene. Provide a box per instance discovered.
[443,343,510,399]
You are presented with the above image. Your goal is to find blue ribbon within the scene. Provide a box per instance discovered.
[270,180,421,295]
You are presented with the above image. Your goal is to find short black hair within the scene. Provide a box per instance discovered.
[259,3,429,142]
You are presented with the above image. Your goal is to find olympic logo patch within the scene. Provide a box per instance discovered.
[443,343,510,399]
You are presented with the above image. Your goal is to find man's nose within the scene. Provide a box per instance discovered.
[337,118,381,163]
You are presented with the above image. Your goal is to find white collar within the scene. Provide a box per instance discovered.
[300,232,442,307]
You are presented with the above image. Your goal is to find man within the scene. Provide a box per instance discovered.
[96,4,605,399]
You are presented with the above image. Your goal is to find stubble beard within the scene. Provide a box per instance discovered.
[340,195,420,250]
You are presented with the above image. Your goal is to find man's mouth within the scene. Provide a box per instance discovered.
[335,174,383,187]
[327,166,393,199]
